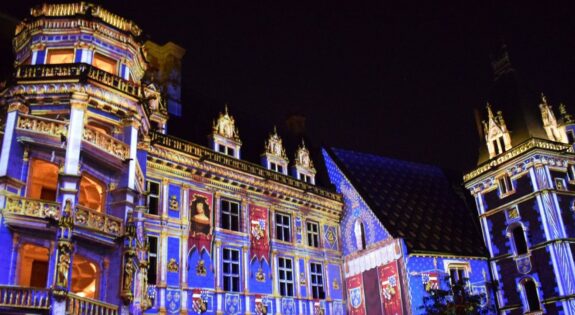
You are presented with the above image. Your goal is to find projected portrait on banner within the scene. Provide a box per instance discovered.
[190,195,212,236]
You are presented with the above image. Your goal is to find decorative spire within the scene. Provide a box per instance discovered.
[294,139,315,170]
[486,102,494,119]
[263,126,288,161]
[212,105,241,142]
[560,103,574,124]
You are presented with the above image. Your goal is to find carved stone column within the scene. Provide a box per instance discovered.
[51,199,74,315]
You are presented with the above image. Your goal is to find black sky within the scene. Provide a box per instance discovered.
[2,1,575,182]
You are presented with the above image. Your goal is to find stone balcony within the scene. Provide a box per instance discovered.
[0,285,118,315]
[16,114,130,162]
[14,63,142,99]
[2,195,123,240]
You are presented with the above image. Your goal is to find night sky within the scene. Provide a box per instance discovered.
[1,1,575,184]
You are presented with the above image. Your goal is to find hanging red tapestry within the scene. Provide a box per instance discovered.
[346,274,365,315]
[378,261,404,315]
[188,190,213,255]
[249,205,270,262]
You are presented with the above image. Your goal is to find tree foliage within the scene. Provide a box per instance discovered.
[419,277,492,315]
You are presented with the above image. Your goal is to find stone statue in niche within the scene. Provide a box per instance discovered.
[56,251,70,287]
[124,261,135,291]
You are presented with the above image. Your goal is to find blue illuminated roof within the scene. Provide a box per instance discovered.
[326,147,486,256]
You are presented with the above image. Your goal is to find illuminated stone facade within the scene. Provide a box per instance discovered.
[0,3,343,315]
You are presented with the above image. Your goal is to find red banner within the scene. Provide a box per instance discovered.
[249,205,270,262]
[378,261,403,315]
[188,190,213,255]
[346,274,365,315]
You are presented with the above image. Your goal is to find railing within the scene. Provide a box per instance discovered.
[67,292,119,315]
[0,285,50,310]
[74,205,123,237]
[149,131,342,202]
[83,125,130,160]
[16,114,68,139]
[3,195,60,220]
[15,63,142,98]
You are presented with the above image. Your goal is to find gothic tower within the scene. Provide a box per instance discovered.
[464,46,575,314]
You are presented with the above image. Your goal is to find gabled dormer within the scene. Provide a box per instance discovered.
[539,94,567,143]
[261,126,288,174]
[482,103,512,159]
[291,140,316,184]
[208,105,241,158]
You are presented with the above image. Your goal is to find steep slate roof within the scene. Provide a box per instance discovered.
[326,147,487,257]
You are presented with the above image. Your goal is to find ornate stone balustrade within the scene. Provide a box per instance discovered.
[83,125,130,160]
[16,114,68,139]
[15,63,142,98]
[66,293,119,315]
[3,195,60,220]
[0,285,50,310]
[149,131,342,202]
[74,205,123,237]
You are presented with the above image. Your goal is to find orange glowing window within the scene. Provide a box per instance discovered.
[28,159,59,201]
[71,254,99,299]
[18,244,49,288]
[93,53,117,74]
[46,48,75,64]
[79,174,106,212]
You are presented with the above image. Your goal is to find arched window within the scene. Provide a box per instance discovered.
[28,159,59,201]
[78,174,106,212]
[511,224,528,255]
[521,278,541,312]
[18,244,49,287]
[354,220,367,250]
[71,254,100,299]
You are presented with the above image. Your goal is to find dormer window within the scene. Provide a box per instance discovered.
[218,144,235,157]
[567,130,575,144]
[270,162,283,173]
[497,174,514,197]
[292,140,316,185]
[300,173,312,184]
[492,136,505,155]
[210,105,242,159]
[483,103,512,158]
[262,127,289,174]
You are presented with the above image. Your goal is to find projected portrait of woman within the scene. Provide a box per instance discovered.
[190,196,211,236]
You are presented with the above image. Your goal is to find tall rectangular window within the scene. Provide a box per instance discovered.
[275,213,291,242]
[221,200,241,231]
[498,174,513,196]
[147,236,158,284]
[223,248,240,292]
[278,257,294,297]
[307,221,319,247]
[147,180,160,215]
[310,262,325,299]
